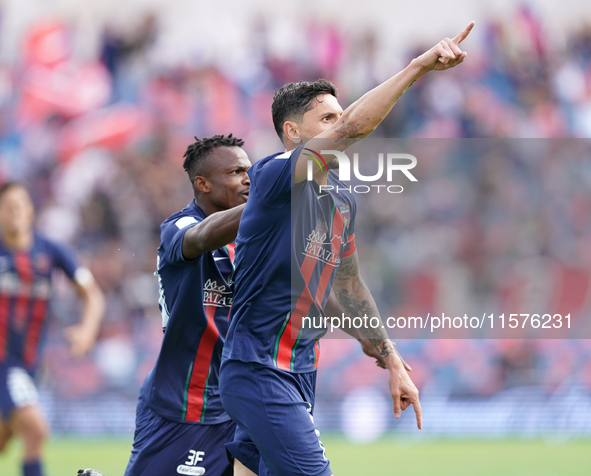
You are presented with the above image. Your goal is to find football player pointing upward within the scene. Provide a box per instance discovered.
[220,22,474,476]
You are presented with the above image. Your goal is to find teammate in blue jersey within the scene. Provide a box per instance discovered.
[220,23,475,476]
[0,183,105,476]
[125,134,251,476]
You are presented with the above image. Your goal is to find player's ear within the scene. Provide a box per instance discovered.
[193,176,210,194]
[283,121,301,143]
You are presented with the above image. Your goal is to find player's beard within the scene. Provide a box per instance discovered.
[326,159,339,170]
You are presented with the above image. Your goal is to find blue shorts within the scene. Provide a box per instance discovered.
[125,397,235,476]
[219,359,332,476]
[0,362,39,421]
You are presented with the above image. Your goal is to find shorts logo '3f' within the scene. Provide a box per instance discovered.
[176,450,206,475]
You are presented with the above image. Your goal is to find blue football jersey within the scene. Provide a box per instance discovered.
[0,234,79,370]
[140,200,235,424]
[223,146,356,373]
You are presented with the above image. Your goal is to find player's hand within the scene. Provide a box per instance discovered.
[360,339,412,371]
[388,360,422,429]
[413,21,474,72]
[64,324,99,357]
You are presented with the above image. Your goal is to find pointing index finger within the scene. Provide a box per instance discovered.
[414,399,423,430]
[453,21,475,45]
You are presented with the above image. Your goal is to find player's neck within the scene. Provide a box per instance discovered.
[1,229,33,251]
[193,197,221,217]
[313,169,329,186]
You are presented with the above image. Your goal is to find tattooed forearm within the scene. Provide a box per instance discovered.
[336,287,374,319]
[336,286,394,360]
[334,252,396,361]
[335,253,359,281]
[334,121,363,145]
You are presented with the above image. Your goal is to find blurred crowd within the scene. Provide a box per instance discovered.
[0,5,590,432]
[322,141,591,400]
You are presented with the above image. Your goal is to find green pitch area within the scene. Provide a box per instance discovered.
[1,436,590,475]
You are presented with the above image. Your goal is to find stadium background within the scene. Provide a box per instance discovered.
[1,0,591,474]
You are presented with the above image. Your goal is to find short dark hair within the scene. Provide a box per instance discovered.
[0,182,26,201]
[271,79,337,144]
[182,134,245,185]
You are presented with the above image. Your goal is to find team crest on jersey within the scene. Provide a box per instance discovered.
[339,205,350,228]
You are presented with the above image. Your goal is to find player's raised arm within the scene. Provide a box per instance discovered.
[332,251,422,429]
[182,203,246,259]
[292,21,475,182]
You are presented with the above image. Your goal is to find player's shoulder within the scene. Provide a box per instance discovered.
[249,149,295,177]
[262,149,293,164]
[32,232,54,247]
[32,233,67,254]
[161,201,205,232]
[29,233,79,271]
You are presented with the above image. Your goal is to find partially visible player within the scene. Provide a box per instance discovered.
[0,182,105,476]
[124,135,251,476]
[220,23,474,476]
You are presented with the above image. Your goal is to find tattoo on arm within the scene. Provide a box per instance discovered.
[335,252,359,281]
[334,253,394,360]
[334,121,362,145]
[394,79,418,102]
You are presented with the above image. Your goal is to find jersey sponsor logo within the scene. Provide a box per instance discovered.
[302,230,342,267]
[177,450,206,475]
[203,279,232,308]
[0,273,51,299]
[175,216,199,229]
